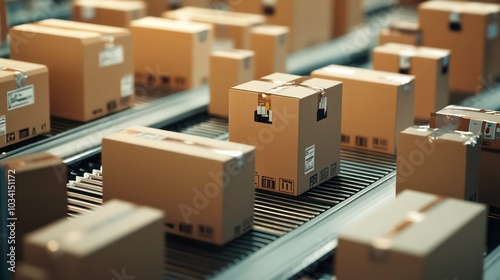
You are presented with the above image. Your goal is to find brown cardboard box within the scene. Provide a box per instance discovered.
[130,17,213,90]
[10,19,134,122]
[231,0,332,51]
[21,199,164,280]
[419,1,500,93]
[311,65,415,155]
[122,0,166,17]
[0,153,67,278]
[337,190,487,279]
[102,126,256,245]
[250,24,289,78]
[228,73,342,196]
[430,105,500,208]
[0,59,50,148]
[163,7,265,50]
[378,21,421,45]
[209,49,255,118]
[0,0,7,43]
[373,43,450,121]
[333,0,364,37]
[73,0,147,28]
[397,126,481,201]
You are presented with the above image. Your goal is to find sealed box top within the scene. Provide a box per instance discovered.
[0,58,48,83]
[212,49,254,60]
[163,7,265,27]
[435,105,500,124]
[420,1,500,15]
[0,152,61,173]
[232,72,342,99]
[389,21,420,32]
[104,125,255,163]
[251,24,289,36]
[74,0,146,11]
[340,190,486,256]
[401,125,480,145]
[312,65,414,87]
[374,43,450,60]
[24,200,163,256]
[130,16,212,33]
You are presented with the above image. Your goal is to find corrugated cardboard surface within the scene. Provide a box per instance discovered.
[250,24,289,78]
[73,0,147,27]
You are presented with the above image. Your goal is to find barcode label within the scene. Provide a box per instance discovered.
[121,74,134,97]
[341,134,350,144]
[484,122,496,140]
[373,137,388,150]
[0,115,5,135]
[179,223,193,235]
[198,225,214,238]
[304,144,315,174]
[261,176,276,189]
[355,136,368,147]
[99,45,124,68]
[319,167,329,182]
[8,85,35,111]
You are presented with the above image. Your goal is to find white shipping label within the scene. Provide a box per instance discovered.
[484,122,496,140]
[0,115,5,136]
[99,45,124,68]
[468,120,483,135]
[7,85,35,111]
[121,74,134,97]
[487,21,498,40]
[304,144,315,175]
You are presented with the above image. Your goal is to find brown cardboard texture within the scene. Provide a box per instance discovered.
[102,126,256,245]
[228,73,342,196]
[312,65,415,155]
[373,43,450,121]
[0,59,50,148]
[163,7,264,49]
[130,17,213,90]
[250,24,289,78]
[231,0,331,51]
[122,0,164,17]
[209,49,255,118]
[378,21,421,46]
[22,199,164,280]
[10,19,134,122]
[0,153,67,262]
[73,0,147,28]
[397,126,481,201]
[337,190,487,279]
[419,1,500,93]
[333,0,364,37]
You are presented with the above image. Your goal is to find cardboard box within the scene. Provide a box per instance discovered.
[419,1,500,93]
[15,264,49,280]
[333,0,364,37]
[130,17,212,90]
[430,105,500,208]
[10,19,134,122]
[163,7,265,49]
[73,0,147,28]
[378,21,421,45]
[121,0,166,17]
[102,126,256,245]
[0,0,7,42]
[20,199,164,280]
[397,126,481,201]
[0,153,67,280]
[0,59,50,148]
[250,24,289,78]
[337,190,487,280]
[228,73,342,196]
[209,49,255,118]
[373,43,450,121]
[311,65,415,155]
[231,0,332,51]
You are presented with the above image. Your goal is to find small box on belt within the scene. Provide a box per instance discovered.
[373,43,450,121]
[0,58,50,148]
[430,105,500,209]
[397,126,481,201]
[378,21,421,46]
[250,24,289,78]
[209,49,255,118]
[72,0,147,28]
[10,19,134,122]
[0,153,67,280]
[102,126,256,245]
[336,190,487,280]
[130,16,213,90]
[311,65,415,155]
[228,73,342,196]
[20,199,164,280]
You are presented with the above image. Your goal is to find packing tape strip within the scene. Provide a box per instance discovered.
[412,125,479,146]
[0,67,27,89]
[369,196,444,260]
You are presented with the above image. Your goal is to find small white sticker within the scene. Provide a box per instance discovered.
[99,45,124,68]
[136,132,165,141]
[468,120,483,134]
[121,74,134,97]
[484,122,496,140]
[81,6,96,21]
[496,129,500,139]
[7,85,35,111]
[0,115,5,136]
[487,21,498,40]
[305,144,315,175]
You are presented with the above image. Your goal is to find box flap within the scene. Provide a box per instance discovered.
[420,1,500,15]
[163,6,265,27]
